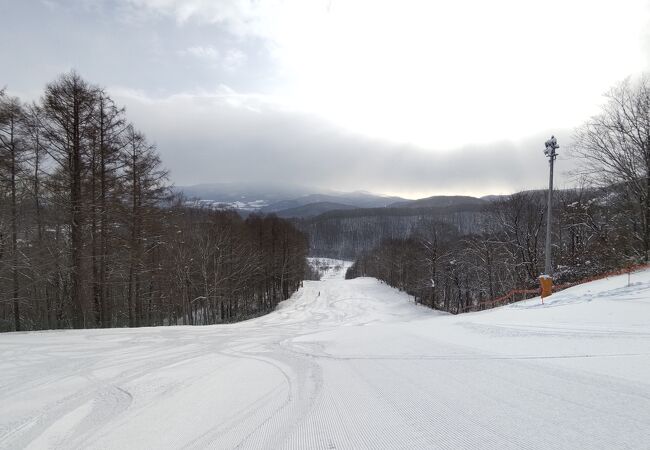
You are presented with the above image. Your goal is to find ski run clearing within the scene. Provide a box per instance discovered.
[2,259,650,450]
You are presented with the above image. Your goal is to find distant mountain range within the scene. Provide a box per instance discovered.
[177,182,311,211]
[177,182,498,218]
[273,202,357,218]
[176,182,408,216]
[262,192,406,213]
[388,195,487,209]
[177,183,588,259]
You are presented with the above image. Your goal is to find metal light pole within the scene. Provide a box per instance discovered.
[543,136,559,276]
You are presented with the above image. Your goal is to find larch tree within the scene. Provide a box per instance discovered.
[40,72,98,328]
[89,91,126,327]
[0,93,27,331]
[122,125,168,327]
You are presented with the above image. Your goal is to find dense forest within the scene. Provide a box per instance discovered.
[347,76,650,314]
[0,73,309,332]
[294,204,488,258]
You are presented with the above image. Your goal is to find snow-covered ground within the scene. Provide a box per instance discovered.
[2,263,650,449]
[307,257,354,280]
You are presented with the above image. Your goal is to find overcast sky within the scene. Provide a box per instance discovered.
[2,0,649,198]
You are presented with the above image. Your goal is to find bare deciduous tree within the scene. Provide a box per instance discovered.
[572,75,650,261]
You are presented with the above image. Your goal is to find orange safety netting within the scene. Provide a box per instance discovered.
[461,263,650,313]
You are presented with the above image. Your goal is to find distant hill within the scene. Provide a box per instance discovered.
[480,194,507,202]
[176,182,313,205]
[263,191,406,213]
[274,202,357,218]
[176,183,407,215]
[293,203,489,259]
[389,195,487,209]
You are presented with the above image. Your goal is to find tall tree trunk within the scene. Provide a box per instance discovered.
[100,147,110,327]
[70,99,84,328]
[10,118,20,332]
[128,266,135,327]
[99,97,110,327]
[91,140,101,327]
[644,144,650,262]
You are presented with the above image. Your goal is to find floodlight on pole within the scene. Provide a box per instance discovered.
[543,135,559,277]
[539,136,559,302]
[544,136,560,277]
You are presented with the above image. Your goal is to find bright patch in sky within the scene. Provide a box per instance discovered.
[255,0,650,148]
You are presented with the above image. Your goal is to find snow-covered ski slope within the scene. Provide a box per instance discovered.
[2,262,650,449]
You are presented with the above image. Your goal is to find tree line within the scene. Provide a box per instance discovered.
[294,204,487,259]
[0,73,309,332]
[347,75,650,314]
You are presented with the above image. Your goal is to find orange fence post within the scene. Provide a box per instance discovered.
[538,275,553,303]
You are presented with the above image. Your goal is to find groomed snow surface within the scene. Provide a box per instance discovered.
[2,259,650,449]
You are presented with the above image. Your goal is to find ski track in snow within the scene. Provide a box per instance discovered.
[2,259,650,449]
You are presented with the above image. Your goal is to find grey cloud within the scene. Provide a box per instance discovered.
[0,0,273,96]
[117,90,577,197]
[2,0,582,198]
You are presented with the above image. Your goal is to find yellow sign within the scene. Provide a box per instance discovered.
[539,276,553,300]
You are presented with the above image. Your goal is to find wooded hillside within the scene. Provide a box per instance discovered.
[0,74,309,332]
